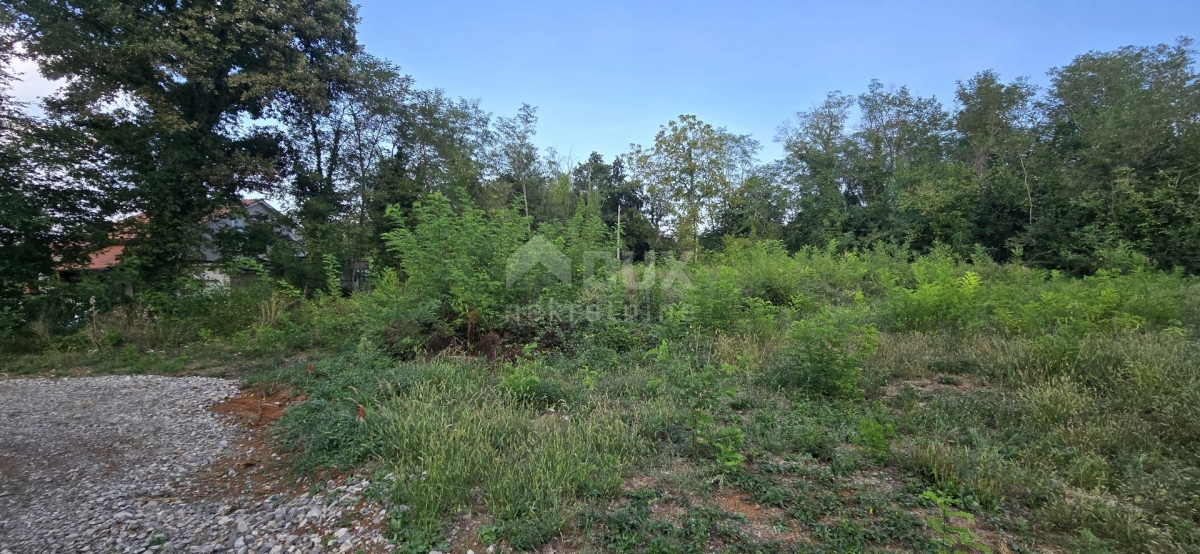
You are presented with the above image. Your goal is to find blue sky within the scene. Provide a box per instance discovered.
[354,0,1197,161]
[10,0,1199,162]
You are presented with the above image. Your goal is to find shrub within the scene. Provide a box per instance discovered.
[383,192,530,334]
[498,358,572,409]
[780,309,879,398]
[711,238,802,305]
[855,417,895,461]
[682,266,779,337]
[880,256,983,332]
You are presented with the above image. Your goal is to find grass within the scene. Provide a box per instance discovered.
[373,377,636,549]
[0,340,286,377]
[884,328,1200,552]
[8,242,1200,553]
[264,329,1200,551]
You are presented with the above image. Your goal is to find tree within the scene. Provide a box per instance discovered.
[0,61,112,334]
[566,153,654,260]
[1036,39,1200,272]
[10,0,360,285]
[642,115,758,259]
[491,104,545,224]
[847,81,950,244]
[951,70,1038,257]
[604,156,655,260]
[779,84,951,252]
[285,54,415,290]
[777,92,855,249]
[703,168,790,248]
[622,144,672,251]
[571,151,611,197]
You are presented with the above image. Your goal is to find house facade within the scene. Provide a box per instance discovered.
[58,198,296,288]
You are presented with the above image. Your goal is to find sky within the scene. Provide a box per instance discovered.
[8,0,1200,162]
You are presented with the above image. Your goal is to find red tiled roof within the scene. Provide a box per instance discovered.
[85,245,125,270]
[56,244,124,271]
[60,198,278,272]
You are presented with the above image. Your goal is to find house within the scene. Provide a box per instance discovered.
[58,198,296,288]
[199,198,298,285]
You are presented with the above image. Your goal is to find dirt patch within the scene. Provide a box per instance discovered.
[445,511,585,554]
[447,512,493,554]
[533,533,585,553]
[714,490,806,547]
[620,474,656,493]
[183,386,318,502]
[211,385,303,427]
[883,375,988,403]
[182,432,289,502]
[848,468,905,495]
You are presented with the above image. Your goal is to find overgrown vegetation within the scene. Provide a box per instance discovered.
[12,232,1200,552]
[3,4,1200,551]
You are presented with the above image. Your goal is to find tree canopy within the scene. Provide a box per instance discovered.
[1,3,1197,330]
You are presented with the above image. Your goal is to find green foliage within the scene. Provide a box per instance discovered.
[681,266,779,337]
[989,269,1182,337]
[321,254,342,296]
[647,341,744,469]
[919,490,992,553]
[781,309,879,398]
[8,14,1200,552]
[855,417,896,461]
[373,381,636,550]
[11,0,360,284]
[881,256,983,332]
[639,114,759,256]
[383,192,531,333]
[498,357,572,409]
[711,238,803,304]
[711,426,746,473]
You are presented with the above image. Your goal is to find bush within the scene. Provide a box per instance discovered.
[711,238,802,305]
[680,266,780,338]
[498,358,573,409]
[880,256,983,332]
[383,192,530,334]
[780,309,878,398]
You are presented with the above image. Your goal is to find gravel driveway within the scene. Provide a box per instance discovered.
[0,376,393,554]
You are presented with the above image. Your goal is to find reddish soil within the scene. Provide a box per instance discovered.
[184,386,309,502]
[210,386,304,427]
[714,489,807,547]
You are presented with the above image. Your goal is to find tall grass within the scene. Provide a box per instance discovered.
[371,378,638,549]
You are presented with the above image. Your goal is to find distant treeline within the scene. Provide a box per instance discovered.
[1,1,1198,317]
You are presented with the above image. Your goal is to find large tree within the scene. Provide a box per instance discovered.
[491,104,544,223]
[9,0,360,284]
[949,70,1038,258]
[847,81,949,244]
[285,53,413,287]
[1035,39,1200,272]
[567,152,655,260]
[641,115,758,258]
[777,91,855,250]
[0,61,113,335]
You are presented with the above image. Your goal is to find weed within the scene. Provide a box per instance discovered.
[919,490,992,553]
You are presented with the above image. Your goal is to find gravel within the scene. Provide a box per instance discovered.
[0,375,394,553]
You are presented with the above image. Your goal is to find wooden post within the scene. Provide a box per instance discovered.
[616,203,622,261]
